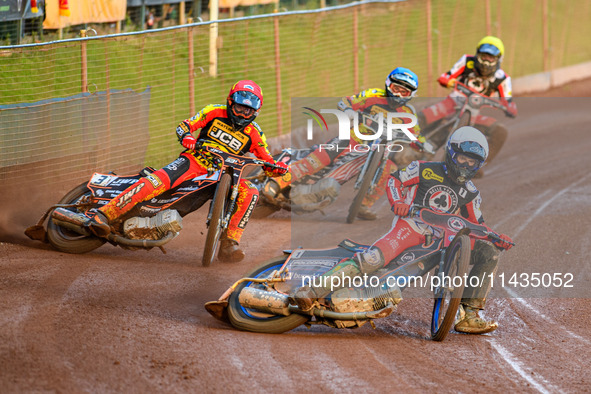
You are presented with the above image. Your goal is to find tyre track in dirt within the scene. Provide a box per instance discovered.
[1,86,591,391]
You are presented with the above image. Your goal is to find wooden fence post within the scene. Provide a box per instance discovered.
[104,42,112,169]
[485,0,492,35]
[542,0,549,72]
[353,6,359,93]
[188,18,195,115]
[427,0,433,96]
[209,0,219,77]
[274,12,283,135]
[80,30,88,93]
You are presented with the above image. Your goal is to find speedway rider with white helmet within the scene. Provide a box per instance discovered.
[292,126,514,334]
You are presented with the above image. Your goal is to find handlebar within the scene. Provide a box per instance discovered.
[407,205,515,246]
[195,141,283,171]
[454,81,514,116]
[483,230,516,246]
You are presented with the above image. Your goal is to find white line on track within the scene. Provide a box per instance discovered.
[511,173,591,239]
[492,189,553,229]
[503,287,590,345]
[488,340,553,394]
[501,173,591,345]
[487,174,591,388]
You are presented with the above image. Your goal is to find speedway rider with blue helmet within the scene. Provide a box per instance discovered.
[292,126,514,334]
[278,67,428,220]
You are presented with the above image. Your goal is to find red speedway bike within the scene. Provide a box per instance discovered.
[420,81,515,160]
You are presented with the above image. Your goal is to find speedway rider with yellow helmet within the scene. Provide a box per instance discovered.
[419,36,517,177]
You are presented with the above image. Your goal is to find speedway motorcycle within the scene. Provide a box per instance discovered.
[205,206,514,341]
[25,144,281,267]
[421,81,515,157]
[248,129,433,223]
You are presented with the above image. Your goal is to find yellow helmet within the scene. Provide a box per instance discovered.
[477,36,504,56]
[475,36,504,76]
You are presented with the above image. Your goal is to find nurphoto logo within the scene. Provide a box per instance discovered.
[303,107,418,142]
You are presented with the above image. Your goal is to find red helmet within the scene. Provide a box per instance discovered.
[227,80,263,130]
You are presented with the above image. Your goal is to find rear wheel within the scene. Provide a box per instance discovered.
[347,149,383,224]
[227,256,310,333]
[202,173,231,267]
[430,234,471,341]
[47,183,106,254]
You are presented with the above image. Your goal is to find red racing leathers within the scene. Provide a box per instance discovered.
[420,55,517,164]
[99,104,278,243]
[366,160,501,309]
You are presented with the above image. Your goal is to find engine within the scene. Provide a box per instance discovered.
[123,209,183,240]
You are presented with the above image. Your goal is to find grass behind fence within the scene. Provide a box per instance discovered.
[2,0,591,170]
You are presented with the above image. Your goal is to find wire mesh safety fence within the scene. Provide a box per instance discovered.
[1,0,591,189]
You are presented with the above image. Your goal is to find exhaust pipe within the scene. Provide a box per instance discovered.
[238,287,291,316]
[51,208,92,236]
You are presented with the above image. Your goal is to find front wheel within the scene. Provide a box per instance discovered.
[430,234,471,341]
[227,256,310,333]
[47,183,106,254]
[346,149,383,224]
[202,173,232,267]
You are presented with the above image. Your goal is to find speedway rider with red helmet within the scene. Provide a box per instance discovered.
[420,36,517,177]
[292,126,514,334]
[281,67,427,220]
[89,80,288,262]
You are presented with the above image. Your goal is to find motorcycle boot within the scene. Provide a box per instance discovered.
[290,257,362,311]
[357,205,378,220]
[454,304,498,334]
[218,237,245,263]
[87,211,112,238]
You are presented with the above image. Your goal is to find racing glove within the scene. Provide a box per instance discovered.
[181,134,197,150]
[264,161,288,177]
[446,78,457,89]
[505,101,518,118]
[493,233,514,251]
[392,202,410,217]
[410,135,435,154]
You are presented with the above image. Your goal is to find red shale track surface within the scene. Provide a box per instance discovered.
[1,81,591,392]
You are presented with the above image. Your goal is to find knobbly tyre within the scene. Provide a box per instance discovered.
[345,132,433,224]
[421,81,514,160]
[246,129,433,223]
[205,206,515,341]
[25,144,282,267]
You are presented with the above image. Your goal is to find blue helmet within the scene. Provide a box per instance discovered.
[385,67,419,105]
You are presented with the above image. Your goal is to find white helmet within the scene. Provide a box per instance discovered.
[445,126,489,183]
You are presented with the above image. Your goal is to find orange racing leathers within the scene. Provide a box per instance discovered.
[99,104,277,243]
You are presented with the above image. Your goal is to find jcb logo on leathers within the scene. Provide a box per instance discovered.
[208,120,247,153]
